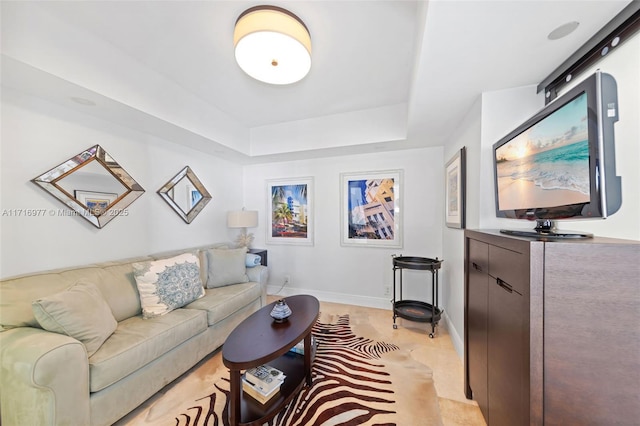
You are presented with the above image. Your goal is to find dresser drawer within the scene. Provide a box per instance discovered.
[488,245,528,294]
[468,239,489,274]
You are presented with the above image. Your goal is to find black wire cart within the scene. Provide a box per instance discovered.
[392,256,443,338]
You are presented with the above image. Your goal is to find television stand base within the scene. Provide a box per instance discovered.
[500,219,592,239]
[499,229,593,239]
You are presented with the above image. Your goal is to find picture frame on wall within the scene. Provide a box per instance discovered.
[74,190,118,216]
[340,169,403,248]
[445,147,466,229]
[189,185,202,210]
[266,177,314,245]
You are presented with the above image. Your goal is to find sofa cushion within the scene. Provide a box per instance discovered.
[1,267,119,330]
[31,281,117,357]
[88,308,207,392]
[132,253,205,319]
[185,282,261,326]
[98,261,146,321]
[206,248,249,288]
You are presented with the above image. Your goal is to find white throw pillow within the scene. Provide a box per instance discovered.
[206,248,249,288]
[32,281,117,357]
[132,253,205,319]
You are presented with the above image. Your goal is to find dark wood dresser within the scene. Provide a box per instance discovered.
[464,229,640,426]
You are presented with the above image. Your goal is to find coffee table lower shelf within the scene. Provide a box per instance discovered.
[235,352,308,426]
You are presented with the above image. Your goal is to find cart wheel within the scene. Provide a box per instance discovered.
[428,333,435,338]
[393,324,398,329]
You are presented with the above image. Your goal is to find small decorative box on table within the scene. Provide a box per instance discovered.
[392,256,443,338]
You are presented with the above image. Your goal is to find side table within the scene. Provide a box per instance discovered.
[392,256,443,338]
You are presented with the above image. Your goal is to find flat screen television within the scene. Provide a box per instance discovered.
[492,71,621,238]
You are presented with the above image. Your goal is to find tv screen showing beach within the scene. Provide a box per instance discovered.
[495,92,591,211]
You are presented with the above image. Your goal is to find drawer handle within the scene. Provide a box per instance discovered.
[472,262,483,272]
[496,278,513,293]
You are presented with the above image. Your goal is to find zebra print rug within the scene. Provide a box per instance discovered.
[120,312,442,426]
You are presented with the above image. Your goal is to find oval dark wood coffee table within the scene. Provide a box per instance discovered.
[222,294,320,426]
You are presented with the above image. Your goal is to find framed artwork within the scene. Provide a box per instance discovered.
[266,177,314,245]
[340,170,403,248]
[74,190,118,216]
[190,187,202,209]
[445,147,466,229]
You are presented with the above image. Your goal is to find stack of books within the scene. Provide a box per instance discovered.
[242,365,285,404]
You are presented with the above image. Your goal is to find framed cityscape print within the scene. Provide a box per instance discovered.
[74,190,118,216]
[340,169,403,248]
[266,177,314,245]
[445,147,466,229]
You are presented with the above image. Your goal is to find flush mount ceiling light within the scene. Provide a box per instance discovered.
[233,5,311,85]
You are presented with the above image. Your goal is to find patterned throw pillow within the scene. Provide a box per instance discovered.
[132,253,205,319]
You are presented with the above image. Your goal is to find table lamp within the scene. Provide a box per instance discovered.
[227,209,259,248]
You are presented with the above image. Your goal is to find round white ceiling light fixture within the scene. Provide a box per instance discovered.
[233,5,311,85]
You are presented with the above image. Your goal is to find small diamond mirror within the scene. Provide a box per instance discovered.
[157,166,212,224]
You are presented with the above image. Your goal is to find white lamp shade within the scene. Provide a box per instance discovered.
[227,210,258,228]
[234,6,311,85]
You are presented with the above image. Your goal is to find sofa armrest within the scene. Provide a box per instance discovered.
[0,327,90,425]
[247,265,269,306]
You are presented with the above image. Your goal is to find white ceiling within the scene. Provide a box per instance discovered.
[0,0,633,163]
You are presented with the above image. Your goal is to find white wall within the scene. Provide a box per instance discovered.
[242,147,444,309]
[0,88,244,278]
[441,97,482,356]
[250,104,408,156]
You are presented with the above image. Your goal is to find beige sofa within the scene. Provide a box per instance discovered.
[0,243,268,426]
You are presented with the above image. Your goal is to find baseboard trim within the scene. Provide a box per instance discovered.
[442,311,464,360]
[267,285,394,311]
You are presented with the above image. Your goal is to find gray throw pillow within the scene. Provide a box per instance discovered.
[206,248,249,288]
[32,281,117,357]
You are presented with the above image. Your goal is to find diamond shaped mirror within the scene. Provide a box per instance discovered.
[157,166,212,224]
[31,145,145,228]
